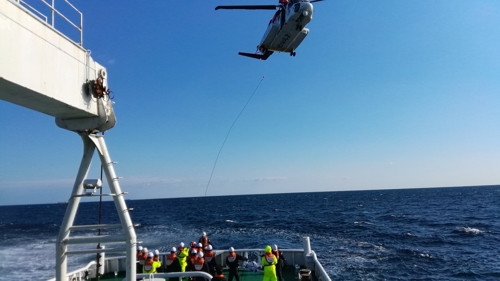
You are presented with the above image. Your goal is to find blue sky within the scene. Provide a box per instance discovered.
[1,0,499,205]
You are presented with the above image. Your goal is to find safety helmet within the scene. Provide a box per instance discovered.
[202,232,207,236]
[197,242,203,248]
[179,242,185,248]
[137,246,143,251]
[272,244,278,251]
[191,249,198,254]
[171,247,177,253]
[148,252,154,258]
[197,251,204,258]
[190,241,197,247]
[154,249,159,256]
[265,245,272,253]
[206,245,213,251]
[229,247,235,252]
[142,247,148,253]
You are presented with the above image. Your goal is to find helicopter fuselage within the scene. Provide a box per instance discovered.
[258,1,313,54]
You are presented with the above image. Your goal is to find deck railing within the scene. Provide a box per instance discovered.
[12,0,83,46]
[47,261,96,281]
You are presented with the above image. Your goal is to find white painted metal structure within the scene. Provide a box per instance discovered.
[56,133,137,281]
[0,0,114,129]
[0,1,138,280]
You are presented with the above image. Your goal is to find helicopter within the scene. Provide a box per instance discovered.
[215,0,321,60]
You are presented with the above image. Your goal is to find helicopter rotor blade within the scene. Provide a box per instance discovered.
[309,0,323,3]
[215,5,279,10]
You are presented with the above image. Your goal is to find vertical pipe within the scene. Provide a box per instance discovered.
[51,0,55,27]
[93,134,137,280]
[80,10,83,46]
[303,236,311,256]
[56,134,96,281]
[96,153,104,281]
[98,246,106,276]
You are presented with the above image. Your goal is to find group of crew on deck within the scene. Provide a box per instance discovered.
[136,232,287,281]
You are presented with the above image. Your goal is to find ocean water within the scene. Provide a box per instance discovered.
[0,185,499,281]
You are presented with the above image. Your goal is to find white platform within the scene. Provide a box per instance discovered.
[0,0,106,119]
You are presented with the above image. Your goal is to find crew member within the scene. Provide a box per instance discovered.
[190,241,197,251]
[226,247,247,281]
[261,245,277,281]
[137,247,148,273]
[153,249,163,272]
[211,265,227,281]
[187,249,198,270]
[135,246,142,273]
[165,247,181,281]
[177,242,190,272]
[189,251,210,281]
[272,245,286,281]
[199,232,212,248]
[204,245,218,276]
[196,242,204,254]
[143,252,161,274]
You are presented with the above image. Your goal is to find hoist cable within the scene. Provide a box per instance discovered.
[204,76,265,196]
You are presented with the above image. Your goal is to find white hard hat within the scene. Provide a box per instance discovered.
[206,245,213,251]
[202,232,207,236]
[148,252,154,258]
[137,246,143,251]
[272,244,278,251]
[197,242,203,248]
[179,242,185,248]
[229,247,234,252]
[197,251,204,258]
[154,249,159,256]
[191,249,198,254]
[142,247,148,253]
[171,247,177,252]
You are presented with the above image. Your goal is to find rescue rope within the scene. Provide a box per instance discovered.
[204,76,265,196]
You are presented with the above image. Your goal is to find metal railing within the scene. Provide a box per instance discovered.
[13,0,83,46]
[47,261,96,281]
[310,251,332,281]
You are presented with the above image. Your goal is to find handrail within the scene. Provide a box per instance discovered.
[46,262,213,281]
[45,248,331,281]
[46,261,96,281]
[15,0,48,22]
[137,272,213,280]
[13,0,83,46]
[310,251,332,281]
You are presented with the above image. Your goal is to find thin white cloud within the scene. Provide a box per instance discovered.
[0,178,74,190]
[243,176,287,182]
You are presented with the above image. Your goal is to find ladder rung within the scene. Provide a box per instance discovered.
[69,224,123,231]
[73,193,117,197]
[63,235,126,245]
[66,248,127,255]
